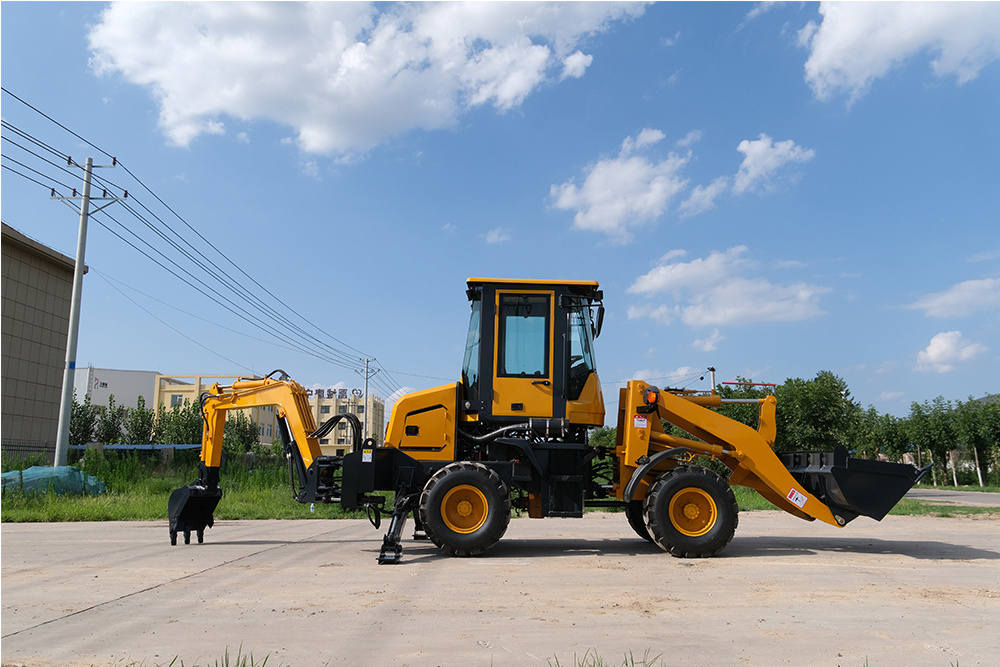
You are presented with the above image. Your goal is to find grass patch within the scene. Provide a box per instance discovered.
[888,498,1000,518]
[1,448,377,523]
[549,649,663,667]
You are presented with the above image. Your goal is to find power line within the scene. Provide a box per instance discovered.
[2,88,407,394]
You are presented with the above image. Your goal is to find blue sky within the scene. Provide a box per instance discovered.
[2,1,998,420]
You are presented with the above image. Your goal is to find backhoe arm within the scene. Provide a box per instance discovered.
[168,372,357,546]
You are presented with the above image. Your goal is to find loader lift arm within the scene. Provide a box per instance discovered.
[617,381,930,530]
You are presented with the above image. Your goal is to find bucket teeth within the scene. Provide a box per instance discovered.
[168,483,223,545]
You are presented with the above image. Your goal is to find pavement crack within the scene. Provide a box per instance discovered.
[1,525,349,639]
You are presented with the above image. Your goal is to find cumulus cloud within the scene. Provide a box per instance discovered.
[679,176,730,217]
[800,2,1000,103]
[561,50,593,79]
[553,126,815,238]
[908,278,1000,318]
[88,2,645,156]
[627,246,830,327]
[550,128,689,243]
[693,329,724,352]
[915,331,987,373]
[732,134,815,195]
[486,227,511,244]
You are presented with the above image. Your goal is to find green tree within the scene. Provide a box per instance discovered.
[94,394,125,446]
[223,410,260,453]
[588,425,617,449]
[70,393,100,448]
[123,395,156,445]
[716,377,771,430]
[906,397,956,486]
[977,399,1000,486]
[155,399,204,445]
[851,406,909,461]
[774,371,861,452]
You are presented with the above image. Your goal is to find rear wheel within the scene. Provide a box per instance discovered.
[644,465,738,558]
[419,462,511,557]
[625,500,653,542]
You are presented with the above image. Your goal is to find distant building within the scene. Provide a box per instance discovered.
[1,223,83,458]
[153,374,384,455]
[73,366,159,411]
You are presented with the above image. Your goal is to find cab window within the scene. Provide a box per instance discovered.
[498,294,549,377]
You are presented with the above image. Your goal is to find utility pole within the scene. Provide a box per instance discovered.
[52,157,125,466]
[355,358,380,441]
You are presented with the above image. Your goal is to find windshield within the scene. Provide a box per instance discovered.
[461,298,481,403]
[567,307,597,400]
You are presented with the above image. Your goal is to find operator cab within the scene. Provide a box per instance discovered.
[461,278,605,427]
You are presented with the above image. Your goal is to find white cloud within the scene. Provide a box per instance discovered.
[628,246,830,327]
[486,227,511,244]
[908,278,1000,318]
[916,331,987,373]
[550,129,689,243]
[88,2,645,157]
[561,50,593,79]
[733,134,815,195]
[675,129,702,147]
[679,176,729,217]
[800,2,1000,103]
[693,329,724,352]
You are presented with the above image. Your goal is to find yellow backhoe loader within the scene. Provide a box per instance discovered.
[169,278,928,563]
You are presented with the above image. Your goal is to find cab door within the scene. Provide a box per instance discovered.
[492,290,554,418]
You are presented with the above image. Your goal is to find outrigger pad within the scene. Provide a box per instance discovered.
[168,483,223,545]
[779,446,930,523]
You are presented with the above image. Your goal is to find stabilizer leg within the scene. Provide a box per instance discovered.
[378,493,418,564]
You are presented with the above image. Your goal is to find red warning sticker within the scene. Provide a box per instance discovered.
[786,488,807,508]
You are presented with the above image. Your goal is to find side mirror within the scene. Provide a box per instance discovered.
[595,305,605,338]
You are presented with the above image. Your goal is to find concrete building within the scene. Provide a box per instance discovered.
[73,366,159,411]
[1,223,82,458]
[153,375,384,455]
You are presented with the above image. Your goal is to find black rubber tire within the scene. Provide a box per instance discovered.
[419,462,511,557]
[644,465,738,558]
[625,500,654,542]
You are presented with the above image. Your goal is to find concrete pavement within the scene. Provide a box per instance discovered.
[2,512,999,667]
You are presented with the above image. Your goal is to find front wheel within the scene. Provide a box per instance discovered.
[644,465,738,558]
[419,462,511,557]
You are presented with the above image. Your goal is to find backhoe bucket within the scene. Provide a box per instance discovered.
[778,446,929,524]
[168,483,222,545]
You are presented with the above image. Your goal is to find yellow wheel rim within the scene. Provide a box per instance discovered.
[668,488,717,537]
[441,484,489,534]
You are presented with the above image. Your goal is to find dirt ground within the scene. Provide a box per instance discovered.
[2,511,998,667]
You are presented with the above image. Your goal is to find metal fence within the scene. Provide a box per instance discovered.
[1,439,54,463]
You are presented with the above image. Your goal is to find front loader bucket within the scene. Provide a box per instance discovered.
[168,483,222,545]
[778,446,930,524]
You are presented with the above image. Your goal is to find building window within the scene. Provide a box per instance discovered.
[321,405,330,414]
[170,394,184,408]
[320,438,329,445]
[338,405,347,414]
[357,405,365,414]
